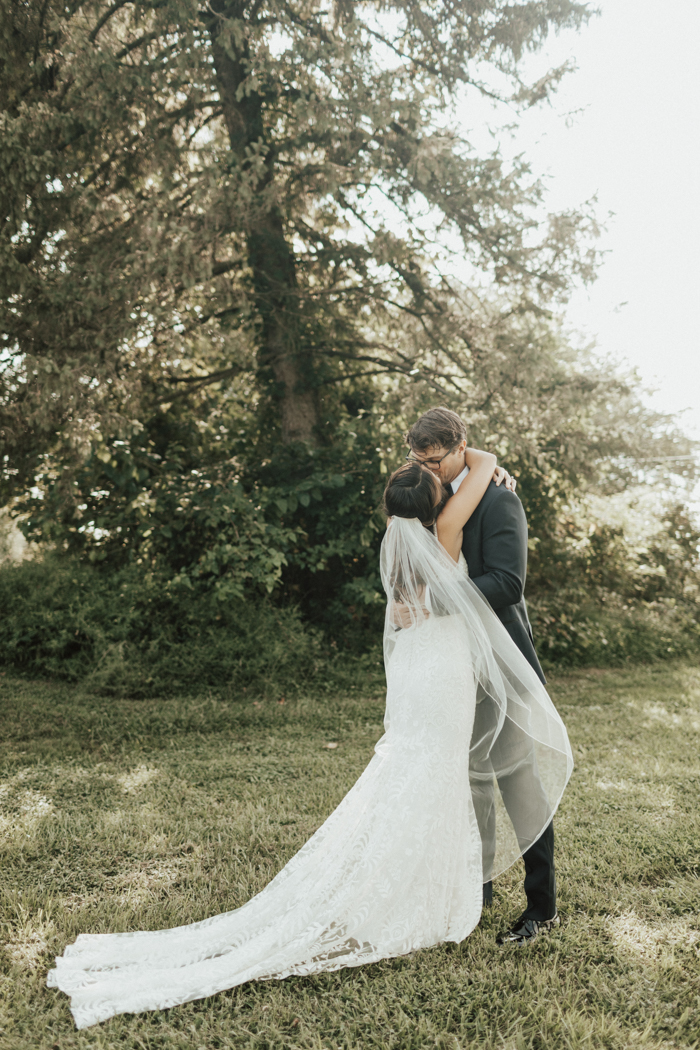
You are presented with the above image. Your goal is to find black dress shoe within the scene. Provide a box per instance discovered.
[496,912,560,945]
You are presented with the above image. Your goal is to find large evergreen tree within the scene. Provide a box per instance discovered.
[1,0,595,487]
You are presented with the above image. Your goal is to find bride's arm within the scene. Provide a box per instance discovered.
[436,447,497,562]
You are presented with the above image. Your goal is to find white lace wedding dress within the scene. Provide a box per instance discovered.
[48,518,571,1029]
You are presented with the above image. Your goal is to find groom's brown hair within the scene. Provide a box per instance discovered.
[406,407,467,451]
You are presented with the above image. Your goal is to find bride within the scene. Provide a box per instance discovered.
[48,448,572,1029]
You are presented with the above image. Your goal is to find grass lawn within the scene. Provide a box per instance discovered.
[0,661,699,1050]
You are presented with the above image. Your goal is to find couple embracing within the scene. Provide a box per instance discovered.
[49,407,573,1030]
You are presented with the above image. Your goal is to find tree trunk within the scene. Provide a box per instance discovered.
[208,2,318,444]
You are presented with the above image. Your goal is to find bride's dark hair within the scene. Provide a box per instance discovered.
[383,462,450,527]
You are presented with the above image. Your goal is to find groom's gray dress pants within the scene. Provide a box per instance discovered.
[470,696,556,921]
[458,479,556,920]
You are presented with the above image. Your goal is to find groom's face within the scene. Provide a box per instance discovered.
[408,440,467,485]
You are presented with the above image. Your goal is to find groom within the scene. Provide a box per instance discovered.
[406,406,558,946]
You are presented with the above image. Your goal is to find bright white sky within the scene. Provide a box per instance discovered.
[459,0,700,442]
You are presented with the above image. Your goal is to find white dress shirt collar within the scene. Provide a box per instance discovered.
[448,464,469,493]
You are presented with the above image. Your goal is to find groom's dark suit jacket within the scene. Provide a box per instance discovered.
[460,480,545,685]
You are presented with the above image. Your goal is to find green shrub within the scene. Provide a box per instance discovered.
[16,416,389,648]
[0,556,327,698]
[525,503,700,669]
[530,591,700,669]
[4,488,700,695]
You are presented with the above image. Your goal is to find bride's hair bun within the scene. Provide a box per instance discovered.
[383,462,449,527]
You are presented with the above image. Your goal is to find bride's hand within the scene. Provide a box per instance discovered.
[493,466,517,492]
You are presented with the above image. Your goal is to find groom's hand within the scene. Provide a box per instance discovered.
[391,602,429,629]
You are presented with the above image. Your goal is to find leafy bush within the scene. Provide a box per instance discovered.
[16,410,391,649]
[530,593,700,669]
[0,557,327,698]
[6,391,700,683]
[528,503,700,668]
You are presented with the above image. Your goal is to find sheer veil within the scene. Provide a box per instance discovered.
[381,515,573,878]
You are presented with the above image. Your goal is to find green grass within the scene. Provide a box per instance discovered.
[1,662,699,1050]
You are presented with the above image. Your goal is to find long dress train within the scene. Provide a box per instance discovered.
[48,613,482,1028]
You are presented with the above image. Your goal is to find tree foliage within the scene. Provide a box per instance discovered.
[2,0,596,481]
